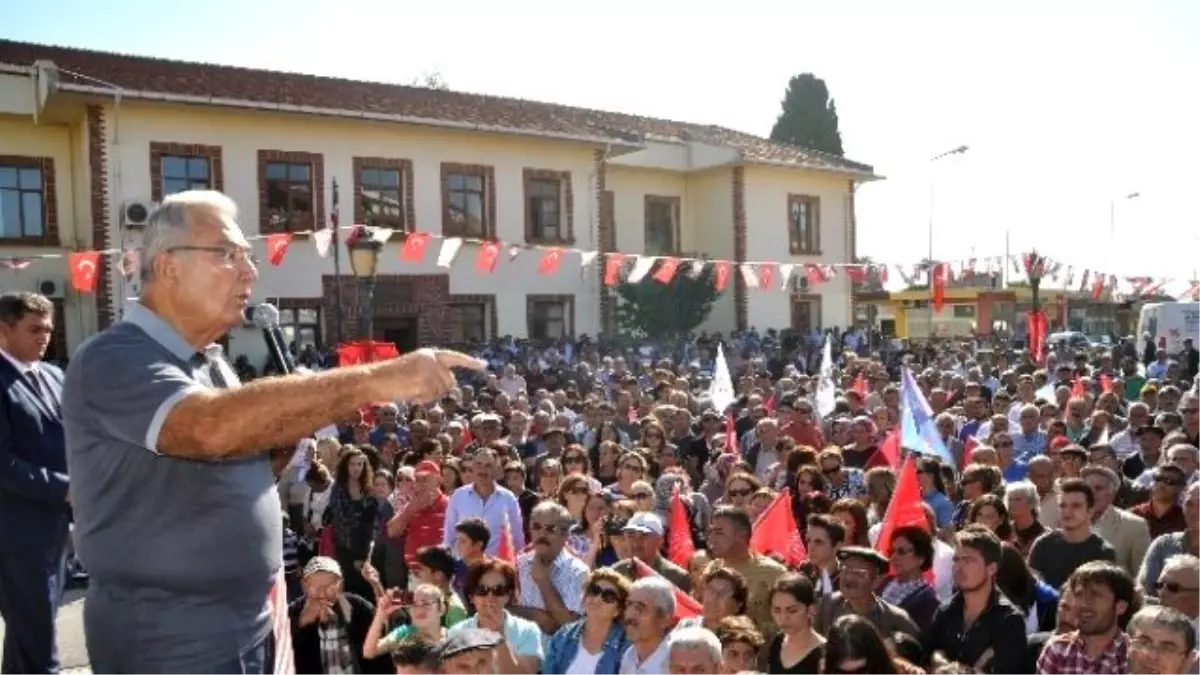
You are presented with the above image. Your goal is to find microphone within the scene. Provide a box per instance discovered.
[249,303,295,375]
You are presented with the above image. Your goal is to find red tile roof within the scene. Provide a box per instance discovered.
[0,40,875,177]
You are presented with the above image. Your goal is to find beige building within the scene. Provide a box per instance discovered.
[0,40,878,365]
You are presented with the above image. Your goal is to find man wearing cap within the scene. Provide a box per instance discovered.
[1084,465,1151,577]
[815,546,920,640]
[288,556,390,674]
[1125,424,1166,480]
[438,628,503,674]
[388,460,448,571]
[610,512,692,591]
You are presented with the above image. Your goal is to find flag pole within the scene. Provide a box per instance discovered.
[331,178,343,346]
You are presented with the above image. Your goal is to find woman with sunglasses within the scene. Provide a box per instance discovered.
[561,444,592,477]
[450,558,543,674]
[605,452,647,500]
[876,526,939,633]
[362,582,448,660]
[721,472,761,510]
[538,458,564,499]
[541,569,631,675]
[821,615,900,675]
[555,475,597,559]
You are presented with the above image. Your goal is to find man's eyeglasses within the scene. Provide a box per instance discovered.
[530,522,561,535]
[471,583,511,597]
[631,491,654,500]
[167,245,258,267]
[587,583,621,604]
[1154,475,1183,487]
[1156,580,1199,595]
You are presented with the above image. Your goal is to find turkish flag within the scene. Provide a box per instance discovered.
[962,436,978,467]
[401,232,431,262]
[852,372,869,398]
[931,263,947,313]
[537,248,564,276]
[1092,275,1105,300]
[68,251,101,293]
[604,254,625,286]
[1027,310,1048,365]
[266,233,293,267]
[749,489,807,567]
[476,241,501,274]
[757,263,776,290]
[845,265,867,284]
[874,456,930,569]
[633,559,701,620]
[806,264,830,287]
[878,428,901,468]
[713,261,732,291]
[667,491,696,568]
[1071,377,1086,398]
[724,412,739,454]
[653,257,681,284]
[496,515,516,564]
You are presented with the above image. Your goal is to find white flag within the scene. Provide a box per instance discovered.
[708,343,736,413]
[815,334,837,418]
[627,256,656,283]
[437,238,464,268]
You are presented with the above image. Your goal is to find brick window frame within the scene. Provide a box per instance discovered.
[441,162,496,239]
[787,193,821,255]
[523,168,574,244]
[0,155,57,246]
[149,142,224,202]
[526,294,575,340]
[352,157,415,232]
[277,297,325,347]
[447,294,498,344]
[644,195,681,255]
[258,150,325,234]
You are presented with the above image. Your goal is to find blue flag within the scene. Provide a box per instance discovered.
[900,368,955,464]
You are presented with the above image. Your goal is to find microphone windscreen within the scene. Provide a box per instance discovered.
[251,303,281,329]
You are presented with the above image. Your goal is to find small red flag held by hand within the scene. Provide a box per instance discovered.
[852,372,869,398]
[1071,378,1086,398]
[874,456,930,571]
[1099,374,1114,394]
[878,428,901,468]
[634,558,701,619]
[749,489,806,567]
[496,515,516,564]
[667,491,696,568]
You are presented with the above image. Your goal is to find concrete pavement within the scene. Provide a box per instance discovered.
[0,588,90,673]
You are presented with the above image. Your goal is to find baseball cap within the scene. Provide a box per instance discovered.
[303,556,342,579]
[414,460,441,478]
[436,628,503,660]
[623,511,664,536]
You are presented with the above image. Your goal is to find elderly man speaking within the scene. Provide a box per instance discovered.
[62,190,483,673]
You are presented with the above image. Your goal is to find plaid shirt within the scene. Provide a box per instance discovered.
[317,620,357,674]
[1036,630,1129,674]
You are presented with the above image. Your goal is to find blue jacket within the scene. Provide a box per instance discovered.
[542,619,628,675]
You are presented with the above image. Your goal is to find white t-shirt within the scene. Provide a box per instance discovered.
[566,645,603,675]
[620,638,670,675]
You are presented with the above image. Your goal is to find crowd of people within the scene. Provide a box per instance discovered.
[271,329,1200,674]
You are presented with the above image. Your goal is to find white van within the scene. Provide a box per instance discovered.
[1137,302,1199,355]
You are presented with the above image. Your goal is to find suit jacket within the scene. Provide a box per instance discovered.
[1093,505,1151,578]
[0,355,70,558]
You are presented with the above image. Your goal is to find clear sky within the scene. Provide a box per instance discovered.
[4,0,1198,288]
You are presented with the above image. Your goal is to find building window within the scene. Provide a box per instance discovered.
[150,142,224,202]
[279,307,322,349]
[258,150,324,233]
[953,304,976,319]
[524,169,573,243]
[354,158,413,231]
[161,156,211,197]
[788,194,821,254]
[448,302,489,343]
[442,163,495,238]
[0,161,45,240]
[527,295,574,339]
[644,195,680,255]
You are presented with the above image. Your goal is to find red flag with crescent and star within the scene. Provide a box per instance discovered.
[68,251,101,293]
[653,257,681,284]
[400,232,431,263]
[604,254,625,286]
[266,233,293,267]
[537,248,565,276]
[476,241,501,274]
[714,261,732,291]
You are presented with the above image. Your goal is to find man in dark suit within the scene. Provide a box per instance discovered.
[0,291,70,674]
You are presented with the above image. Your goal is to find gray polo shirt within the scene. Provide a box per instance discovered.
[63,303,281,671]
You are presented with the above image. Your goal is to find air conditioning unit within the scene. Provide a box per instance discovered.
[37,277,66,299]
[122,200,156,228]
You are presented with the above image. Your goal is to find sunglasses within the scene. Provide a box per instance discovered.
[564,456,586,464]
[1154,475,1183,486]
[587,583,621,604]
[1157,580,1199,595]
[726,488,753,499]
[568,486,590,496]
[892,545,915,556]
[994,442,1013,449]
[471,583,511,597]
[530,522,561,534]
[632,492,654,500]
[621,464,643,472]
[822,466,842,474]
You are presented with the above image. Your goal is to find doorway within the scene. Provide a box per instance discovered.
[376,317,420,354]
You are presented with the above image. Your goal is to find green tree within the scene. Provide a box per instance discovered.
[615,260,720,340]
[769,73,844,156]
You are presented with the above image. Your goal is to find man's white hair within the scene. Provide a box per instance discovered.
[630,576,677,618]
[1162,553,1200,577]
[667,626,722,666]
[530,500,572,529]
[141,190,239,282]
[1004,481,1040,514]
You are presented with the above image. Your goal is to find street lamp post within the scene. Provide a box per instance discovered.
[1109,191,1140,239]
[927,144,970,337]
[347,225,383,340]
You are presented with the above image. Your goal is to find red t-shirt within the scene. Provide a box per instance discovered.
[401,493,449,563]
[781,422,826,450]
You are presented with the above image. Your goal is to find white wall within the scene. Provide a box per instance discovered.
[742,164,853,330]
[686,168,736,331]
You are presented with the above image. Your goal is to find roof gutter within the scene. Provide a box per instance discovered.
[747,156,883,181]
[53,81,646,150]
